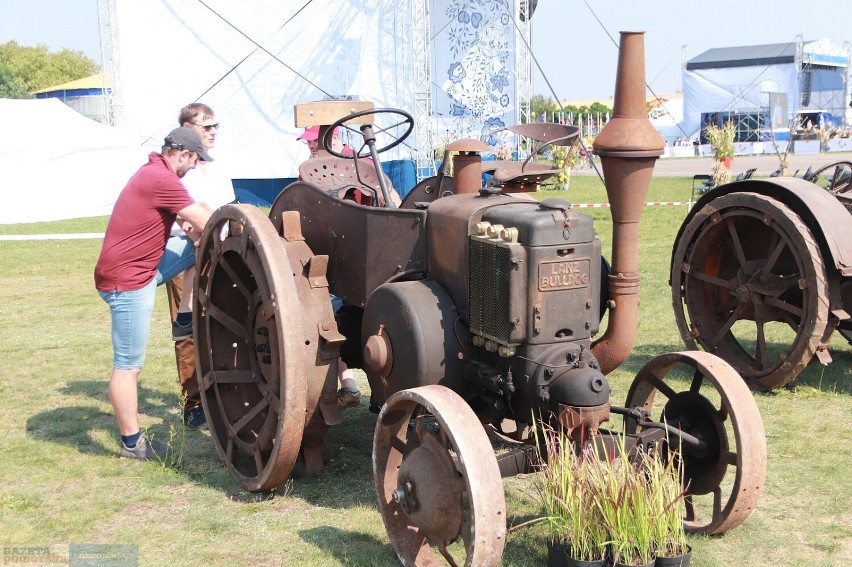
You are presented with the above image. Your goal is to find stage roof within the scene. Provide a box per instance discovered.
[687,42,798,70]
[687,38,849,70]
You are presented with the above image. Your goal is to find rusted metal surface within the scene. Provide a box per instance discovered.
[195,36,768,548]
[481,160,558,192]
[194,205,311,491]
[590,32,663,374]
[297,155,394,206]
[361,280,466,410]
[592,32,665,158]
[275,210,346,470]
[678,177,852,277]
[269,182,428,309]
[399,172,456,209]
[425,191,525,316]
[624,351,767,535]
[373,385,506,567]
[446,139,490,195]
[671,192,833,390]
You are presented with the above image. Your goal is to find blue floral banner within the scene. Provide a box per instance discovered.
[433,0,517,147]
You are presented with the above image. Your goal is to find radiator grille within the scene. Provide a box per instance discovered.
[469,238,513,343]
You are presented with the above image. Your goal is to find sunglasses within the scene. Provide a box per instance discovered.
[192,122,220,132]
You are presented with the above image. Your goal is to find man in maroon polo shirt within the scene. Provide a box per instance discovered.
[95,127,213,461]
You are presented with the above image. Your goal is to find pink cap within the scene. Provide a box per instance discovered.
[297,125,320,141]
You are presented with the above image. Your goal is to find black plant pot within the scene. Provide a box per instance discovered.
[547,542,606,567]
[568,557,607,567]
[613,559,655,567]
[547,542,569,567]
[654,546,692,567]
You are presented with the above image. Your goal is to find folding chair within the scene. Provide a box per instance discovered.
[691,174,714,201]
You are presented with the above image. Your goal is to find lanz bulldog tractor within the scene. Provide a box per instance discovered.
[192,32,766,565]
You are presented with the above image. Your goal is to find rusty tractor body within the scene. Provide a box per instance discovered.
[193,32,767,565]
[671,162,852,391]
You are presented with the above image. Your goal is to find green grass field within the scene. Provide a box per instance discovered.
[0,175,849,566]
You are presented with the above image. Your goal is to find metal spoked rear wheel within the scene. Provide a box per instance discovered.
[671,192,834,390]
[194,205,308,491]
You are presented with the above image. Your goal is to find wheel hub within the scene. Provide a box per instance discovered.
[662,392,726,495]
[732,285,750,303]
[396,431,463,547]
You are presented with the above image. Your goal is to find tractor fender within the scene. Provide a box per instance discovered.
[672,177,852,279]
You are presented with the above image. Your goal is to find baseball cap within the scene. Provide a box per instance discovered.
[297,125,320,141]
[163,127,214,162]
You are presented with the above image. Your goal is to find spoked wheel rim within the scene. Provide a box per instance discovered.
[804,160,852,211]
[373,385,506,567]
[624,351,767,535]
[194,204,307,492]
[671,192,833,390]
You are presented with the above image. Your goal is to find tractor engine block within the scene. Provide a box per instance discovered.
[362,192,610,431]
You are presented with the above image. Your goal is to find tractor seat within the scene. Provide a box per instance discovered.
[299,156,396,206]
[481,123,581,191]
[482,160,559,185]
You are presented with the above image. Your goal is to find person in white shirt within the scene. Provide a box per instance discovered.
[168,103,235,428]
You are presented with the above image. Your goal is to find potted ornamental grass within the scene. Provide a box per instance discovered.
[645,445,691,567]
[703,121,735,186]
[536,425,694,567]
[588,445,656,567]
[536,426,608,567]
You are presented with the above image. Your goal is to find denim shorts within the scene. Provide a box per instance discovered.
[99,236,196,369]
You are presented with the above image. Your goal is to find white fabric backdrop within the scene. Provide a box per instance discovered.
[113,0,415,179]
[0,98,150,224]
[432,0,517,145]
[682,62,799,138]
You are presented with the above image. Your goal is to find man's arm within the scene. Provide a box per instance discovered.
[176,202,213,242]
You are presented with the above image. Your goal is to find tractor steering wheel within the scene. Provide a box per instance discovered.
[323,108,414,159]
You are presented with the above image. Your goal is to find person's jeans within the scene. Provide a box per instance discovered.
[99,236,197,369]
[156,235,196,285]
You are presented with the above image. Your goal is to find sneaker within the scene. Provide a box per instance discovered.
[337,387,362,409]
[172,319,193,341]
[183,406,207,429]
[119,436,172,461]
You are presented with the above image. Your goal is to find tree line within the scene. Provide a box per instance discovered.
[0,41,98,98]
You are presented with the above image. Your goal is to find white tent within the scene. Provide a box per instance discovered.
[0,98,150,224]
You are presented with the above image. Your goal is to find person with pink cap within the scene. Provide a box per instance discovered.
[298,125,362,409]
[298,125,349,158]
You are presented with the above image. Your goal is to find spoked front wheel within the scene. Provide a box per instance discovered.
[373,385,505,566]
[624,351,767,535]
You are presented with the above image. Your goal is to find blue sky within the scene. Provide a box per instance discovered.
[1,0,850,100]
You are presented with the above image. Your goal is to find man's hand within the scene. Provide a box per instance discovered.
[177,203,213,243]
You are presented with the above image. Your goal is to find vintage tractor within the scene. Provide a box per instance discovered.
[670,159,852,390]
[192,32,766,565]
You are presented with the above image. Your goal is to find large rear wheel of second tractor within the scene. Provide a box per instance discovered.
[194,204,309,491]
[671,192,833,390]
